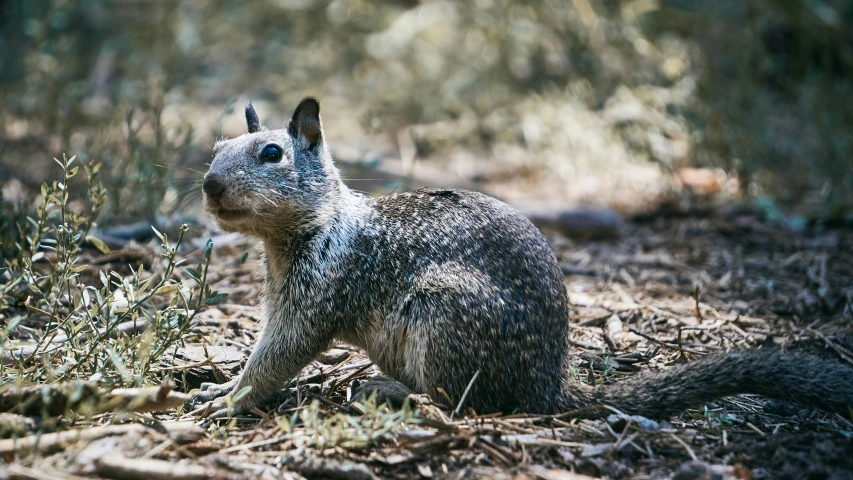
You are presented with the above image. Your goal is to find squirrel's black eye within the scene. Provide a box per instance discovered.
[259,145,283,163]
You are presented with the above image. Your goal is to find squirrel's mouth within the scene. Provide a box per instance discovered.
[213,207,251,221]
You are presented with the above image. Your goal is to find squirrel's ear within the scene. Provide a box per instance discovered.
[288,97,322,149]
[245,102,261,134]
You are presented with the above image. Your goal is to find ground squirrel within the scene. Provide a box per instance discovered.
[194,98,853,419]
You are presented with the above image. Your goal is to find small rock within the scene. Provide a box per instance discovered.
[607,413,660,432]
[581,443,614,458]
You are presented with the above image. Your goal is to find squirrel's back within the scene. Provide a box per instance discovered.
[337,188,573,413]
[368,187,568,308]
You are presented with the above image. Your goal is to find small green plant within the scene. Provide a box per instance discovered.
[0,155,225,392]
[593,353,619,385]
[690,405,734,434]
[278,397,419,450]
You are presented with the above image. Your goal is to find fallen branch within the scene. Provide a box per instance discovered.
[525,209,622,240]
[6,464,91,480]
[95,455,234,480]
[0,421,203,457]
[296,458,376,480]
[0,383,190,416]
[102,386,192,413]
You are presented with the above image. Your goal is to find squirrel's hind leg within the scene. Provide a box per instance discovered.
[351,375,415,408]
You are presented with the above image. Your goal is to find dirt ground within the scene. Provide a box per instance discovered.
[3,202,853,480]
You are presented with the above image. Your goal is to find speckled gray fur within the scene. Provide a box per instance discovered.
[195,98,853,418]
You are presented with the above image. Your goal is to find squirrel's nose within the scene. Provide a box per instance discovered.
[203,174,227,202]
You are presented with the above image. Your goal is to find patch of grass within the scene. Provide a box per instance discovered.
[205,396,419,453]
[691,405,735,434]
[282,397,419,450]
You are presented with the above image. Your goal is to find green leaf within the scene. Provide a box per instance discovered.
[69,382,88,403]
[6,316,22,330]
[85,235,112,254]
[106,347,131,382]
[151,226,165,243]
[203,292,228,306]
[232,385,253,402]
[138,276,154,292]
[152,284,181,296]
[182,267,200,283]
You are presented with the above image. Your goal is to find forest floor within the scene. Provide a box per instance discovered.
[3,200,852,480]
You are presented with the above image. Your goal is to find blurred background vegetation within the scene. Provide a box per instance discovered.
[1,0,851,224]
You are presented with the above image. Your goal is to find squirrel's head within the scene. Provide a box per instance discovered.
[203,97,342,237]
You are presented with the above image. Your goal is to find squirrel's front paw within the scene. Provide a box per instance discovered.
[193,378,238,404]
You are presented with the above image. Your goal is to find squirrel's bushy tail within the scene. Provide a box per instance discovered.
[566,350,853,418]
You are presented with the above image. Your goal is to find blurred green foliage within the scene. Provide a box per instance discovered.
[1,0,851,221]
